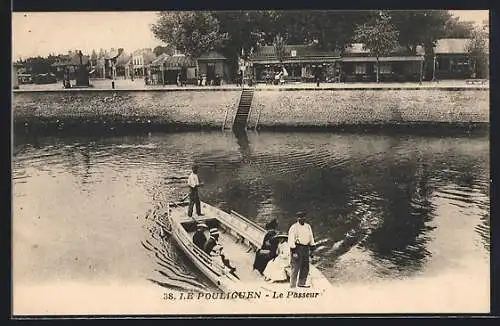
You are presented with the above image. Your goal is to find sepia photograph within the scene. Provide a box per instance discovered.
[11,9,490,316]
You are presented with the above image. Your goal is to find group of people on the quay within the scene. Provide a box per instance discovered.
[185,164,316,288]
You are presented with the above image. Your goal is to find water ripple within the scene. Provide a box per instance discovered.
[12,131,489,290]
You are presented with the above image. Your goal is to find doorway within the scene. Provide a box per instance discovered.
[207,63,216,83]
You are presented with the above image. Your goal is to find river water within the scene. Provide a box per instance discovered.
[12,130,490,314]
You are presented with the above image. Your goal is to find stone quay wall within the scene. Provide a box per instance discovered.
[13,87,489,133]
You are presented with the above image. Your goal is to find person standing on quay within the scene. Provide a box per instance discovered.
[288,211,315,288]
[187,165,204,218]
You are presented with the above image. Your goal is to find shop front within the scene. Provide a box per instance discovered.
[340,56,424,82]
[149,54,197,85]
[197,51,231,85]
[250,45,341,83]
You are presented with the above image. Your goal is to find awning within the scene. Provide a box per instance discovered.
[341,56,424,62]
[252,55,340,64]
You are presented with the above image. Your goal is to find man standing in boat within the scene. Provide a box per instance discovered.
[288,211,315,288]
[187,164,204,218]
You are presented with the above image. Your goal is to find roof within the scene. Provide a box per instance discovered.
[70,54,90,65]
[150,53,169,66]
[344,43,371,54]
[344,43,425,56]
[51,53,90,67]
[132,49,156,65]
[116,51,132,66]
[104,49,121,60]
[341,56,424,62]
[132,48,153,55]
[150,54,196,68]
[434,38,470,54]
[198,51,227,60]
[143,51,156,65]
[251,44,340,64]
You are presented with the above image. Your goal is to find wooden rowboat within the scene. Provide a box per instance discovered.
[156,200,334,297]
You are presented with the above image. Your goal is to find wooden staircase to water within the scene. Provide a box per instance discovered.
[232,88,254,130]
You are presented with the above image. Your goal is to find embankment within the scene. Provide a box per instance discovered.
[12,87,489,134]
[248,88,489,131]
[12,89,241,134]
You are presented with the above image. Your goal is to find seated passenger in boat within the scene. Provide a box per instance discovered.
[252,219,279,275]
[192,223,209,250]
[204,228,221,255]
[263,235,290,282]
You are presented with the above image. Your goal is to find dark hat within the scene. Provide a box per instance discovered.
[265,219,278,230]
[273,233,288,241]
[296,211,306,218]
[196,223,208,230]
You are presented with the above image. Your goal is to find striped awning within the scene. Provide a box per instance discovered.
[341,56,424,62]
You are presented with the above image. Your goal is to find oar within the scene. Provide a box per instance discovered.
[308,238,330,257]
[313,238,329,247]
[310,238,329,251]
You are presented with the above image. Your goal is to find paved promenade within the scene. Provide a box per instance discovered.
[14,78,489,92]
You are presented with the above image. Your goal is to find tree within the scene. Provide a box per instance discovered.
[25,56,53,74]
[273,33,286,64]
[389,10,451,55]
[285,10,379,51]
[466,26,489,78]
[213,11,270,62]
[153,45,175,57]
[388,10,452,80]
[151,11,228,57]
[443,16,475,38]
[353,11,399,83]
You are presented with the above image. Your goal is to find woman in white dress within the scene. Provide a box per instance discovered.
[263,237,290,282]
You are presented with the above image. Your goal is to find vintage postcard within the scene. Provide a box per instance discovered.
[11,10,490,316]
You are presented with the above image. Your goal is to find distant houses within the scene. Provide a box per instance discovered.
[132,48,156,78]
[115,49,133,79]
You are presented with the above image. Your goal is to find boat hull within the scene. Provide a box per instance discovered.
[158,201,333,296]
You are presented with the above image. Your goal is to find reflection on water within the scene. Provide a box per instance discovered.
[12,130,489,292]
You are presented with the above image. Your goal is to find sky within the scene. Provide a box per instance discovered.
[11,10,489,60]
[12,12,164,59]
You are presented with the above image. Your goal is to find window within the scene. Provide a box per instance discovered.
[379,64,392,74]
[354,64,367,74]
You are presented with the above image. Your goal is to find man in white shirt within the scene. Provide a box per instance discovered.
[187,165,203,217]
[288,211,315,288]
